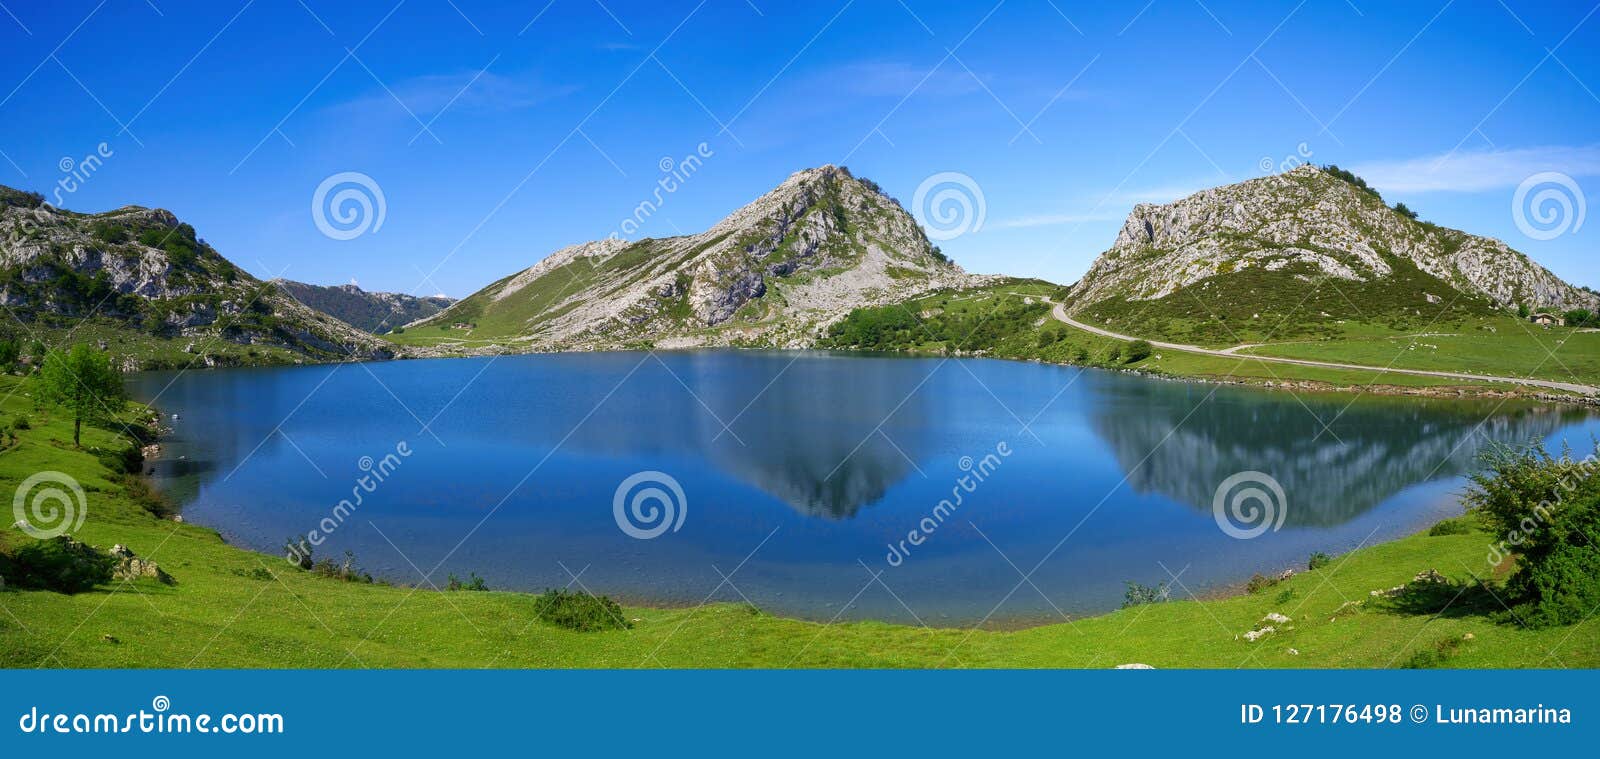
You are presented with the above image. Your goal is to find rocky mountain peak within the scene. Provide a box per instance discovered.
[1071,165,1597,313]
[408,167,973,351]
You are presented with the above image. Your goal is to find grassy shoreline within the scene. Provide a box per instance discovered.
[2,372,1596,668]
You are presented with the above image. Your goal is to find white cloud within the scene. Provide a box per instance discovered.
[330,70,578,119]
[1350,145,1600,194]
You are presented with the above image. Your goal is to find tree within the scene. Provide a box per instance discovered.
[1393,202,1419,220]
[36,343,125,446]
[1125,339,1153,363]
[0,339,18,372]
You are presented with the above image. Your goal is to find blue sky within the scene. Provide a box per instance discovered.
[1,0,1597,297]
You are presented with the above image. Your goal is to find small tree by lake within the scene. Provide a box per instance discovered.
[36,343,125,447]
[1125,339,1153,363]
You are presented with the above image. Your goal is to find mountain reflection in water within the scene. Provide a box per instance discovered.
[128,352,1598,624]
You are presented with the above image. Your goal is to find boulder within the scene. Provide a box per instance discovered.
[1114,663,1155,669]
[110,544,175,585]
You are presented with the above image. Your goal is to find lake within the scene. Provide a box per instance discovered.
[128,351,1598,626]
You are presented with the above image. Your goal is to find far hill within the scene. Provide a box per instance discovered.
[0,185,393,368]
[272,279,453,334]
[1066,164,1599,345]
[397,166,976,351]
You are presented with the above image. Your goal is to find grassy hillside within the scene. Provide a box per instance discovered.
[819,279,1564,394]
[1078,255,1500,347]
[0,186,391,366]
[2,370,1595,668]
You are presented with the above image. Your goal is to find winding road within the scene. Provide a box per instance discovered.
[1034,297,1599,397]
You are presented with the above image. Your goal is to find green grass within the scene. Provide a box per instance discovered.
[1079,255,1499,347]
[1240,318,1600,388]
[821,279,1532,394]
[2,371,1596,668]
[2,320,309,371]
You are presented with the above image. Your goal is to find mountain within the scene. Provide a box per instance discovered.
[0,185,393,367]
[272,279,453,334]
[402,166,974,350]
[1066,164,1599,343]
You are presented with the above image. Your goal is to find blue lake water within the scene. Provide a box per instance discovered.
[128,351,1599,626]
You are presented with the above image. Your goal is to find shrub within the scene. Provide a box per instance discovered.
[1465,444,1600,627]
[114,473,174,518]
[1124,339,1152,363]
[97,444,143,475]
[1121,580,1168,608]
[1244,573,1280,594]
[446,572,488,591]
[1393,202,1419,220]
[1307,551,1332,570]
[530,588,631,631]
[0,536,114,594]
[1428,516,1474,536]
[90,222,128,245]
[311,551,372,583]
[1321,165,1382,201]
[1399,635,1468,669]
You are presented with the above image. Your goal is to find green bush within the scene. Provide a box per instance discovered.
[1428,516,1474,536]
[90,222,128,245]
[1399,635,1468,669]
[114,473,173,518]
[1465,444,1600,627]
[1244,573,1280,594]
[1121,580,1168,608]
[1124,339,1152,363]
[1307,551,1332,570]
[530,588,631,631]
[0,536,114,594]
[446,572,488,591]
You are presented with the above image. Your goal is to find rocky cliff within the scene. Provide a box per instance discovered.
[1069,164,1598,314]
[406,166,975,350]
[0,185,393,363]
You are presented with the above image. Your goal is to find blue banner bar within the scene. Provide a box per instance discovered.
[1,670,1591,755]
